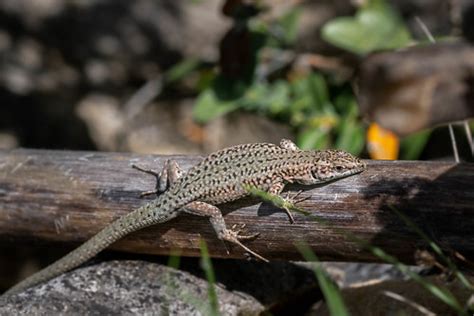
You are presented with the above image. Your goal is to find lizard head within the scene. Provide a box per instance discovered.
[294,149,366,185]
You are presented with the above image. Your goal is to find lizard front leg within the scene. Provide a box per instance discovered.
[267,180,309,224]
[182,201,268,262]
[132,159,184,196]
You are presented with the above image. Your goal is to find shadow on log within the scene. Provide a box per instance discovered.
[0,149,473,263]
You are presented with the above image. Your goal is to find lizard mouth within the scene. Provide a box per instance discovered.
[348,165,366,176]
[332,166,366,181]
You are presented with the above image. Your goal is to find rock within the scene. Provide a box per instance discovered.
[316,262,423,288]
[308,276,474,316]
[0,260,264,315]
[178,258,320,308]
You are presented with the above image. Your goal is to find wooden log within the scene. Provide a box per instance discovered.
[0,148,473,263]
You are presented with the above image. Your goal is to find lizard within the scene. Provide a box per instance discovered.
[3,139,366,295]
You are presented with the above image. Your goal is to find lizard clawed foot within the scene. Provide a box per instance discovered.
[284,190,311,204]
[281,190,311,224]
[221,228,267,262]
[132,164,160,177]
[133,160,183,197]
[230,224,260,240]
[132,164,161,197]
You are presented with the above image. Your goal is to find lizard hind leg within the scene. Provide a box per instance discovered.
[182,201,268,262]
[132,160,184,197]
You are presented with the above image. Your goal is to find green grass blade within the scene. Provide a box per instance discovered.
[366,244,466,315]
[244,186,467,315]
[297,243,349,316]
[199,239,220,316]
[388,205,473,290]
[167,249,182,269]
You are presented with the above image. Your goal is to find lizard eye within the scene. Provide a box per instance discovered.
[335,166,344,172]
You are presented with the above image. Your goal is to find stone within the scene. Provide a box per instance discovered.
[0,260,264,316]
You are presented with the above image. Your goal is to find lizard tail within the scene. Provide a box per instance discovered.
[3,199,178,296]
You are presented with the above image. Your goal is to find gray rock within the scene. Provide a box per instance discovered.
[0,260,264,316]
[308,276,474,316]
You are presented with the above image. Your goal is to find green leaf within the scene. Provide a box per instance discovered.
[333,98,364,155]
[399,130,431,160]
[196,69,217,91]
[321,4,412,55]
[297,128,330,150]
[239,82,268,110]
[193,88,239,123]
[290,78,313,114]
[275,7,301,45]
[289,73,333,120]
[334,92,358,118]
[240,81,290,114]
[335,119,365,155]
[165,58,201,83]
[267,81,291,114]
[307,73,332,113]
[193,77,249,123]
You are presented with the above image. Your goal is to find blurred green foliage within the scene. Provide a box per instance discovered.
[322,0,432,160]
[399,130,432,160]
[297,244,349,316]
[188,6,367,156]
[322,0,412,55]
[167,0,433,159]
